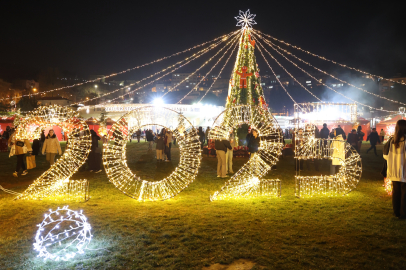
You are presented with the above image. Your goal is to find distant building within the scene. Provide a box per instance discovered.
[171,73,199,91]
[38,97,72,106]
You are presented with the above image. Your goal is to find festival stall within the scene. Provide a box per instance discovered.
[376,115,406,139]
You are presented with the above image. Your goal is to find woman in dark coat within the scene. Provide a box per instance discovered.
[87,130,101,173]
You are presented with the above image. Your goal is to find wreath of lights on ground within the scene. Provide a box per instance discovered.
[294,124,362,198]
[209,105,284,201]
[34,206,92,261]
[103,106,201,201]
[14,105,91,201]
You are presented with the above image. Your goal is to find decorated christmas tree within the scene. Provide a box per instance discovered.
[226,10,267,110]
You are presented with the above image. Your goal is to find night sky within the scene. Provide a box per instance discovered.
[1,1,405,80]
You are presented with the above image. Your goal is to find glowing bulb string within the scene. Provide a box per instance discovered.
[254,37,323,102]
[74,31,240,106]
[255,41,302,110]
[177,36,239,104]
[256,33,397,113]
[254,29,406,87]
[99,34,238,106]
[0,30,239,102]
[199,40,239,103]
[161,34,240,99]
[253,31,406,106]
[0,184,21,195]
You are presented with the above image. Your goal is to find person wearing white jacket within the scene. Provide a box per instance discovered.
[330,130,345,175]
[42,129,62,166]
[384,119,406,219]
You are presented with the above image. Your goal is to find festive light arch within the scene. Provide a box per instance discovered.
[294,125,362,198]
[102,106,201,201]
[209,105,284,201]
[14,105,91,201]
[34,206,92,261]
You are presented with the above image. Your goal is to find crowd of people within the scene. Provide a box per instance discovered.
[3,120,406,220]
[3,126,104,177]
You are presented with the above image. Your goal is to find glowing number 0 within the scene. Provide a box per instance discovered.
[103,106,201,201]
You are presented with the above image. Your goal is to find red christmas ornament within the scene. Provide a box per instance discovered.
[244,45,248,49]
[233,99,236,103]
[248,34,256,47]
[255,71,260,78]
[235,66,253,88]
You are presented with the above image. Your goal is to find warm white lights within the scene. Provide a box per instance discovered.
[294,124,362,198]
[103,106,201,201]
[14,105,91,201]
[209,105,283,201]
[34,206,92,261]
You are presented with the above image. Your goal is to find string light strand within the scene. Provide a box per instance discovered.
[255,41,301,109]
[177,37,239,104]
[256,34,396,113]
[0,30,239,102]
[199,41,239,103]
[161,35,240,99]
[254,29,406,87]
[253,31,406,106]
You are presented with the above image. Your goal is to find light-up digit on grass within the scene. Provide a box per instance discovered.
[209,105,284,201]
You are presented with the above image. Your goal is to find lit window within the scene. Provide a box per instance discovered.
[306,81,311,84]
[269,86,273,88]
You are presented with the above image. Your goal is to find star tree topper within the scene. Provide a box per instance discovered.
[235,9,257,29]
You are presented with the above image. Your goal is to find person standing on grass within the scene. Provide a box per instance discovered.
[198,127,205,149]
[383,119,406,219]
[42,129,62,167]
[9,128,32,177]
[320,123,330,139]
[246,126,252,146]
[226,127,235,174]
[155,134,165,162]
[347,129,358,150]
[146,129,154,151]
[357,126,365,153]
[205,126,210,145]
[40,129,46,154]
[247,129,260,157]
[380,128,386,143]
[136,129,141,143]
[164,130,173,162]
[366,128,381,156]
[215,136,232,178]
[88,130,102,173]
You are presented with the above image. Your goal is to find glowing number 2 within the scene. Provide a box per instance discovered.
[14,105,91,201]
[209,105,284,201]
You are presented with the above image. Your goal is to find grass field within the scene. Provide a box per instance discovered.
[0,141,404,270]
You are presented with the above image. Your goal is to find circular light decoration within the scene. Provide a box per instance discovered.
[294,124,362,198]
[34,206,92,261]
[209,105,284,201]
[103,106,201,201]
[14,105,91,201]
